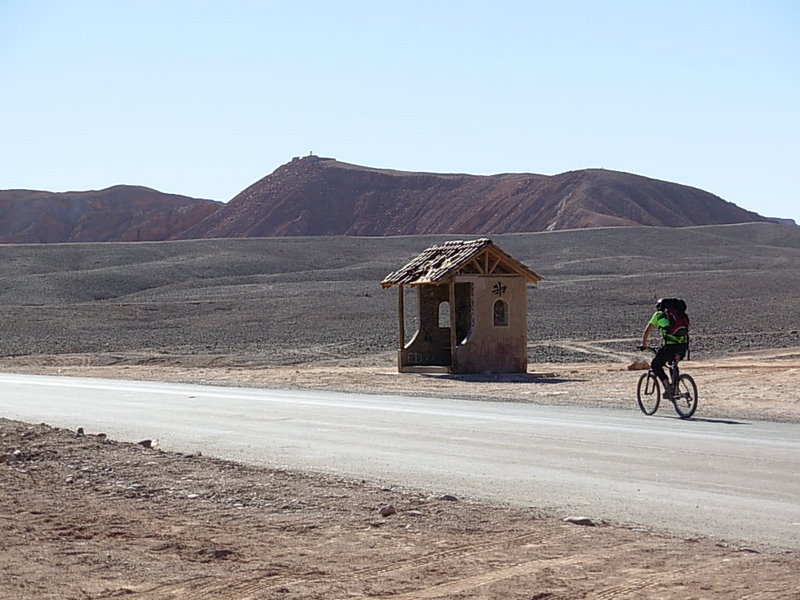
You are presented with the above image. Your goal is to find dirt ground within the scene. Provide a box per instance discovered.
[2,348,800,599]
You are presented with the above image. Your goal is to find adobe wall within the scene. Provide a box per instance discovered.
[454,275,528,373]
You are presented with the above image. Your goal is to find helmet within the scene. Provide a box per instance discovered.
[656,298,687,312]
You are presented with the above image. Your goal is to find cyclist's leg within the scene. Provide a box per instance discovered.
[652,346,676,398]
[674,343,688,361]
[671,343,688,379]
[651,346,671,385]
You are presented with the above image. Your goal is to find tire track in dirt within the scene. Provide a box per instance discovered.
[353,548,780,600]
[109,529,585,599]
[345,551,612,600]
[114,535,790,600]
[591,554,765,600]
[531,339,635,362]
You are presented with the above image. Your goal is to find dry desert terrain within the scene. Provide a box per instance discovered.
[2,223,799,598]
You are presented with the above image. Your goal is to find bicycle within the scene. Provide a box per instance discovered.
[636,347,698,419]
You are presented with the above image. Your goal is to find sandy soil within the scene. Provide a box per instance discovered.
[2,348,799,599]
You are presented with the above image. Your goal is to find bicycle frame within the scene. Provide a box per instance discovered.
[637,346,698,419]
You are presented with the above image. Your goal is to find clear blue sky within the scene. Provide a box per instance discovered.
[2,1,798,222]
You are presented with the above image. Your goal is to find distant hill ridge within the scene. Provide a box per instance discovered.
[175,156,772,238]
[0,157,778,243]
[0,186,220,243]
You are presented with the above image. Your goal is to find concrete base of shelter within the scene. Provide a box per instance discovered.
[398,366,451,374]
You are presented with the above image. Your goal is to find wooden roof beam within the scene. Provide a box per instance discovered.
[488,255,502,274]
[469,258,485,274]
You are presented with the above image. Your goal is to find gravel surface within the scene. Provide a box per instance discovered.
[1,223,798,365]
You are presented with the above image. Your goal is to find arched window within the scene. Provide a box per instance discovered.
[493,299,508,327]
[438,301,450,328]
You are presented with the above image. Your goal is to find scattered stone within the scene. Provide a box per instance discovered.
[379,504,397,517]
[406,510,424,517]
[738,547,761,554]
[563,516,596,527]
[138,439,153,448]
[65,475,75,484]
[627,361,650,371]
[0,453,20,464]
[76,427,85,437]
[438,494,459,502]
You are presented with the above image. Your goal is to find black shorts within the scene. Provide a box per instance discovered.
[652,343,688,381]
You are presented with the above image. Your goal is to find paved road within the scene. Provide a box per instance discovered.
[1,373,798,550]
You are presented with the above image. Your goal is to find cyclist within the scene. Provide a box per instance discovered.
[639,299,689,399]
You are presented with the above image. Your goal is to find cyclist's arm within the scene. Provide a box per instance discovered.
[641,322,656,348]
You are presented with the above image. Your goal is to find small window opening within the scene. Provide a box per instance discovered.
[438,301,450,328]
[493,299,508,327]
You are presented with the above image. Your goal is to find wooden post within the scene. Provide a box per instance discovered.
[397,285,405,371]
[449,279,458,372]
[397,285,405,348]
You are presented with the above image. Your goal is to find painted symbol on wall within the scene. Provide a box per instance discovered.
[492,282,507,296]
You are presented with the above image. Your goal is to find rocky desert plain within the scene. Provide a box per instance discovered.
[1,222,799,599]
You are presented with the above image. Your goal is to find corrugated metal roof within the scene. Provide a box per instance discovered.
[381,238,542,287]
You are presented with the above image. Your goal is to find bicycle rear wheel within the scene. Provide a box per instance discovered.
[673,374,698,419]
[637,372,661,415]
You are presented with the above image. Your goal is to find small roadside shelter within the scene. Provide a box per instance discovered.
[381,238,542,374]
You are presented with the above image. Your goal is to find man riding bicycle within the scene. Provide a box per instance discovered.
[639,299,689,399]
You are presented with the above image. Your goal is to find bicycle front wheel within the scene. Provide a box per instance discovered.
[673,374,698,419]
[637,372,661,415]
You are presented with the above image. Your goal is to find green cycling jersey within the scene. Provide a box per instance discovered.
[649,310,688,345]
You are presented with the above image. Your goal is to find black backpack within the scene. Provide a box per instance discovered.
[657,298,689,337]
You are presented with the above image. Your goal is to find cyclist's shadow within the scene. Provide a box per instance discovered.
[656,415,750,425]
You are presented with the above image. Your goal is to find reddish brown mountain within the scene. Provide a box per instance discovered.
[176,156,770,239]
[1,158,773,244]
[0,186,220,243]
